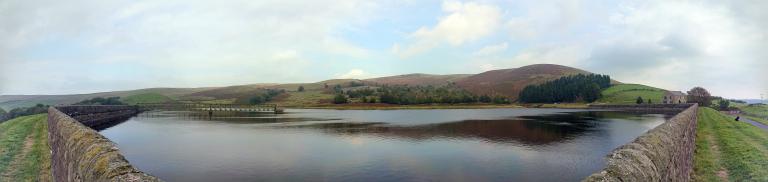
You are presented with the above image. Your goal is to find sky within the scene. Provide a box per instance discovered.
[0,0,766,99]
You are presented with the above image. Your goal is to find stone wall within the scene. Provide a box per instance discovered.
[584,104,698,182]
[48,106,160,181]
[55,105,141,130]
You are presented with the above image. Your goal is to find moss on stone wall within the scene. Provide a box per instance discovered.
[584,104,698,182]
[48,107,160,181]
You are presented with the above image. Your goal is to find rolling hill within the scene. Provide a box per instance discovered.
[454,64,597,101]
[1,64,662,108]
[121,93,175,105]
[0,87,213,110]
[364,74,470,86]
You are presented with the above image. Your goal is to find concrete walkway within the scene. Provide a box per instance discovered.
[738,116,768,131]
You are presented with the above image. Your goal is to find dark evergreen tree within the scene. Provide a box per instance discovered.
[249,95,265,104]
[636,96,644,104]
[246,89,284,104]
[76,97,125,105]
[333,94,348,104]
[333,85,343,93]
[492,96,511,104]
[479,95,492,103]
[718,100,730,111]
[519,74,611,103]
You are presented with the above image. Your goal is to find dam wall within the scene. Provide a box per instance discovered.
[48,106,159,181]
[584,104,698,181]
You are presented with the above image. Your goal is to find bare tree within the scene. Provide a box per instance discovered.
[687,87,712,106]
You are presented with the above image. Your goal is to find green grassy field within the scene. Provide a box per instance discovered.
[740,104,768,117]
[121,93,174,105]
[596,84,666,104]
[0,114,50,181]
[694,107,768,181]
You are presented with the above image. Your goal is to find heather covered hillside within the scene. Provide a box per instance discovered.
[454,64,597,100]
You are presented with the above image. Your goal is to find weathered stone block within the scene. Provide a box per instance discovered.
[48,106,160,182]
[584,104,697,182]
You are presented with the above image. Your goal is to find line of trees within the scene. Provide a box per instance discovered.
[75,97,126,105]
[338,85,510,105]
[518,74,612,103]
[333,94,348,104]
[687,87,712,107]
[248,89,285,104]
[0,104,49,123]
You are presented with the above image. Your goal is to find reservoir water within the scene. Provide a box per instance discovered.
[99,108,671,181]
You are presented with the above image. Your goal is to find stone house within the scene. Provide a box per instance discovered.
[663,91,687,104]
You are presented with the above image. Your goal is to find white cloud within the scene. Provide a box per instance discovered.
[0,0,383,94]
[322,37,371,58]
[334,69,372,79]
[394,1,501,57]
[478,63,497,72]
[472,45,587,71]
[505,0,589,41]
[1,0,766,99]
[272,50,301,60]
[584,0,767,98]
[473,42,508,56]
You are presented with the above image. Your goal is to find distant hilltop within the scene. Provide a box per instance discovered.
[0,64,644,109]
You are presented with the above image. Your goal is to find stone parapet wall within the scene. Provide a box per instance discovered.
[48,106,159,181]
[55,105,140,129]
[56,105,139,116]
[584,104,698,181]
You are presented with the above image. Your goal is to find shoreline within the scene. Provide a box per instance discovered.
[281,103,590,110]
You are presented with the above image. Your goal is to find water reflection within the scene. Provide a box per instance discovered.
[274,114,603,146]
[137,110,341,123]
[103,109,672,182]
[135,110,664,146]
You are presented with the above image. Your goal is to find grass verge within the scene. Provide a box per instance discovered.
[0,114,50,182]
[694,108,768,181]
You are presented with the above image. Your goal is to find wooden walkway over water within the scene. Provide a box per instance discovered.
[136,103,281,113]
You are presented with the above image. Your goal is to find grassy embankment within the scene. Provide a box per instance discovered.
[739,104,768,125]
[740,104,768,116]
[0,114,50,182]
[694,107,768,181]
[596,84,666,104]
